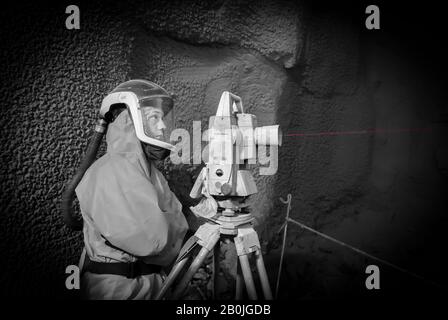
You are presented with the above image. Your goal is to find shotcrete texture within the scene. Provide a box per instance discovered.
[0,0,446,298]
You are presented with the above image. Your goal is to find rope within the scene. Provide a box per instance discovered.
[276,194,444,293]
[275,194,291,298]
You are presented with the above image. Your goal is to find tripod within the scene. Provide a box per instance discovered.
[155,206,273,300]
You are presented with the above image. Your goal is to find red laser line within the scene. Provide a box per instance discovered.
[286,127,432,137]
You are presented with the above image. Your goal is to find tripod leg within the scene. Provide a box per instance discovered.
[155,257,189,300]
[172,225,220,299]
[212,242,220,300]
[255,249,273,300]
[172,246,213,299]
[238,254,258,300]
[235,261,244,300]
[155,235,201,300]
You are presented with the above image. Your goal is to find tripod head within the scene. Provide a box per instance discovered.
[190,91,282,222]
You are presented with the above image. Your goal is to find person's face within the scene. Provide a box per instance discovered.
[141,106,166,140]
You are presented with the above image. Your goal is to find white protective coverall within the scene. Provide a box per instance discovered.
[75,110,188,299]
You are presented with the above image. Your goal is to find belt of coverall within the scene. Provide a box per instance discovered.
[83,254,162,279]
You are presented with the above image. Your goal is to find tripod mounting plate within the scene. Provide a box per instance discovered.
[210,213,254,235]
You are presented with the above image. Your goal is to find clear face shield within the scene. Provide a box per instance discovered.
[139,97,174,146]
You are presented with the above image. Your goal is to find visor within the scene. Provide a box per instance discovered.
[139,97,174,146]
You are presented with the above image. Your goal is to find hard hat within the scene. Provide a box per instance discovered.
[100,79,175,151]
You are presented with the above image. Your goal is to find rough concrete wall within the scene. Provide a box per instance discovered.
[265,8,447,298]
[0,3,133,296]
[0,1,446,298]
[133,0,303,68]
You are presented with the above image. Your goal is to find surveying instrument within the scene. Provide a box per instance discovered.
[155,91,282,300]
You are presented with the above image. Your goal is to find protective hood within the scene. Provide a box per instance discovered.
[100,79,176,152]
[75,110,188,266]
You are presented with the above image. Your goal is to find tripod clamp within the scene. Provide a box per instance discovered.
[155,210,273,300]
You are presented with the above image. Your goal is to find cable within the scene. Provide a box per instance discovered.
[277,194,445,292]
[275,194,291,298]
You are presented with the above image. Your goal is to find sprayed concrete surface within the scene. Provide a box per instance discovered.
[0,1,446,298]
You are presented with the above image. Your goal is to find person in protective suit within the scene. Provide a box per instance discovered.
[70,80,189,299]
